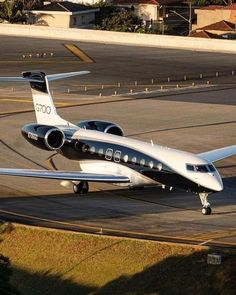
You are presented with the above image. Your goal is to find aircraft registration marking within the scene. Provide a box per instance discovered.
[28,132,38,141]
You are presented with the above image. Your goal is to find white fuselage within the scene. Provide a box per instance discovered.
[71,128,223,192]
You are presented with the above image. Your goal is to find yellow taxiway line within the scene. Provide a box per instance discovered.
[63,44,95,63]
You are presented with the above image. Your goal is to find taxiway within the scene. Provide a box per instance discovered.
[0,36,235,248]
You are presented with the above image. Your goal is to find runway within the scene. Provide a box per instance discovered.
[0,36,236,248]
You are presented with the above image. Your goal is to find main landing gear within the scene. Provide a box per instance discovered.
[73,181,89,194]
[199,192,212,215]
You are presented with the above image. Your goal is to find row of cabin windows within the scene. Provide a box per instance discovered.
[81,144,162,170]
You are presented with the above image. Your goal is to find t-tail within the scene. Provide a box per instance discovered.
[0,70,90,126]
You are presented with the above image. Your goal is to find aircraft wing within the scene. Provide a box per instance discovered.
[0,168,130,183]
[198,145,236,163]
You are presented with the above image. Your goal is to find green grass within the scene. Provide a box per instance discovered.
[0,224,235,295]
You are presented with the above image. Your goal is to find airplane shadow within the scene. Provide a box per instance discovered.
[0,175,236,224]
[223,175,236,184]
[0,186,188,220]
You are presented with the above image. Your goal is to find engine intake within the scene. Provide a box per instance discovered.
[22,124,65,151]
[45,128,65,150]
[77,120,124,136]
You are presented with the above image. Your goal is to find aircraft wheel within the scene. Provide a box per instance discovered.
[73,184,80,194]
[81,181,89,194]
[207,207,212,215]
[202,207,212,215]
[73,181,89,194]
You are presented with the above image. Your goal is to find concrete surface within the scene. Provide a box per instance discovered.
[2,23,236,53]
[0,36,235,247]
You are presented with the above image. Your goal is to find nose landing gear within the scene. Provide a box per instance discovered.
[199,192,212,215]
[201,206,212,215]
[73,181,89,194]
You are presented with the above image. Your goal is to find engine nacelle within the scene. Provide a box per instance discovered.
[21,123,65,151]
[77,120,124,136]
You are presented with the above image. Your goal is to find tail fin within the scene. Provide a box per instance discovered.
[0,70,90,126]
[22,71,90,126]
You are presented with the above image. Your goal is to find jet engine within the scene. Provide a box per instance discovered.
[77,120,124,136]
[21,123,65,151]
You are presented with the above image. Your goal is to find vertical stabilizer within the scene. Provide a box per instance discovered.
[22,71,70,126]
[0,70,90,126]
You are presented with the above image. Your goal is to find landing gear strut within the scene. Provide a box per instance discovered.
[73,181,89,194]
[199,192,212,215]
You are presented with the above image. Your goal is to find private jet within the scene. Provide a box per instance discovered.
[0,71,235,215]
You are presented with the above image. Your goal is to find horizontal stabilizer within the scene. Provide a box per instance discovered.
[199,145,236,162]
[0,77,44,83]
[0,168,130,183]
[0,71,90,83]
[47,71,90,81]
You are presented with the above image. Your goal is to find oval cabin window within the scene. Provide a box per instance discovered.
[140,159,145,166]
[123,155,129,163]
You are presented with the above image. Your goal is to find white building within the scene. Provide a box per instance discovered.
[62,0,100,5]
[28,1,99,28]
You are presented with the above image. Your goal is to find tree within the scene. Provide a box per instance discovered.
[0,0,25,23]
[191,0,235,5]
[99,10,142,32]
[92,0,117,27]
[18,0,43,10]
[0,0,43,23]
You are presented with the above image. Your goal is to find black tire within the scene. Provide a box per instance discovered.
[73,181,89,194]
[202,207,212,215]
[81,181,89,194]
[206,207,212,215]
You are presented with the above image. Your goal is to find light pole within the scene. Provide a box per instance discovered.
[170,0,192,36]
[158,17,165,35]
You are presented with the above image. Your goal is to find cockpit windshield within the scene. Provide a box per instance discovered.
[186,164,216,173]
[195,165,209,173]
[207,165,216,172]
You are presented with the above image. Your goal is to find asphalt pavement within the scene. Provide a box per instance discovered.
[0,36,236,248]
